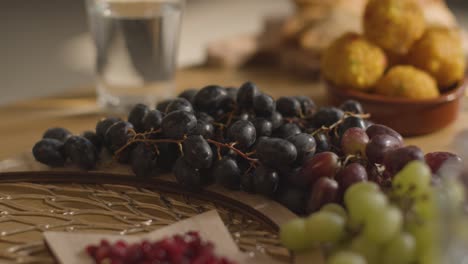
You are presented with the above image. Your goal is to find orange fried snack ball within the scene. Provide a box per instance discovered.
[407,27,466,89]
[321,33,387,91]
[364,0,425,55]
[376,66,440,99]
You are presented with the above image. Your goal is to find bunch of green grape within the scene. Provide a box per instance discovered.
[280,161,466,264]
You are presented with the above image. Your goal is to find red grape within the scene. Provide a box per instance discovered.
[336,163,368,193]
[341,127,369,157]
[366,134,402,164]
[383,145,424,174]
[296,152,341,187]
[306,177,339,213]
[366,124,403,144]
[425,152,462,174]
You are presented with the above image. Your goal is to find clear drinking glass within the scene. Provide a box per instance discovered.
[85,0,184,113]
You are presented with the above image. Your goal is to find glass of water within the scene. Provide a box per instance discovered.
[85,0,184,112]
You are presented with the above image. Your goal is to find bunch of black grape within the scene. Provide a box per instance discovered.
[33,82,376,214]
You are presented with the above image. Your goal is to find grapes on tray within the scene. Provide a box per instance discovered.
[31,82,466,264]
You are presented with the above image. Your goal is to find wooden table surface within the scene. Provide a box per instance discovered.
[1,66,467,161]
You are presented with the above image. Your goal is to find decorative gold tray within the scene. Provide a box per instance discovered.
[0,171,293,264]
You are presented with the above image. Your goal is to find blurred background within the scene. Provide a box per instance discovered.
[0,0,466,105]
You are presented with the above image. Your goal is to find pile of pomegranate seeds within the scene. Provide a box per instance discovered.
[85,231,238,264]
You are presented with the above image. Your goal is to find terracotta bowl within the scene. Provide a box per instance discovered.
[326,80,467,136]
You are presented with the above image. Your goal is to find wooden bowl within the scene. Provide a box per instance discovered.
[326,80,467,136]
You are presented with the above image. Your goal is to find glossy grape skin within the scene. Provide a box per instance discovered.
[43,127,72,142]
[237,81,258,109]
[279,218,311,251]
[275,184,307,215]
[366,124,403,144]
[142,110,163,132]
[424,151,462,174]
[193,85,228,114]
[383,145,424,174]
[252,118,273,137]
[296,152,340,186]
[182,135,213,169]
[128,104,149,132]
[268,111,283,130]
[306,177,339,213]
[82,131,102,151]
[95,117,121,141]
[276,97,301,117]
[177,89,198,103]
[295,96,316,117]
[173,157,203,190]
[273,123,301,139]
[365,134,402,164]
[191,120,214,139]
[227,120,256,149]
[392,161,432,197]
[253,165,279,197]
[253,93,276,117]
[337,116,366,139]
[166,98,193,113]
[341,127,369,157]
[256,138,298,168]
[195,112,214,123]
[287,133,316,163]
[305,211,346,243]
[161,110,197,139]
[32,138,66,167]
[340,100,364,114]
[314,132,331,153]
[336,163,368,196]
[344,181,380,205]
[104,121,134,154]
[64,136,98,170]
[311,107,344,127]
[130,143,158,178]
[213,157,241,190]
[156,99,172,113]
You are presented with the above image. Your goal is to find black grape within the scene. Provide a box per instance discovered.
[273,123,301,139]
[276,97,301,117]
[366,124,404,144]
[256,138,297,168]
[173,157,203,190]
[314,132,331,153]
[275,187,306,215]
[366,134,403,164]
[191,120,214,138]
[340,99,364,114]
[64,136,98,170]
[82,131,102,151]
[287,133,316,163]
[104,121,134,163]
[383,145,424,174]
[252,118,273,137]
[337,116,366,138]
[253,165,279,196]
[178,89,198,103]
[96,117,121,141]
[142,109,163,132]
[156,99,172,113]
[237,81,258,109]
[268,111,283,130]
[227,120,256,149]
[32,139,66,167]
[193,85,228,114]
[161,110,197,138]
[295,96,316,117]
[43,127,72,142]
[213,157,241,190]
[311,107,344,127]
[130,143,158,178]
[253,93,276,117]
[240,171,255,193]
[166,98,193,113]
[156,142,180,172]
[182,135,213,169]
[128,104,149,132]
[195,112,214,123]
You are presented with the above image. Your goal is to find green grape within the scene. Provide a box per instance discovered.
[410,221,439,258]
[280,218,312,251]
[327,251,367,264]
[350,235,381,264]
[392,161,431,198]
[382,232,416,264]
[413,191,437,220]
[305,211,346,243]
[445,178,466,207]
[362,205,402,244]
[321,203,347,219]
[345,190,388,225]
[344,181,380,206]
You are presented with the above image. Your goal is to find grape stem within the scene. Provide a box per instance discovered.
[207,139,259,164]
